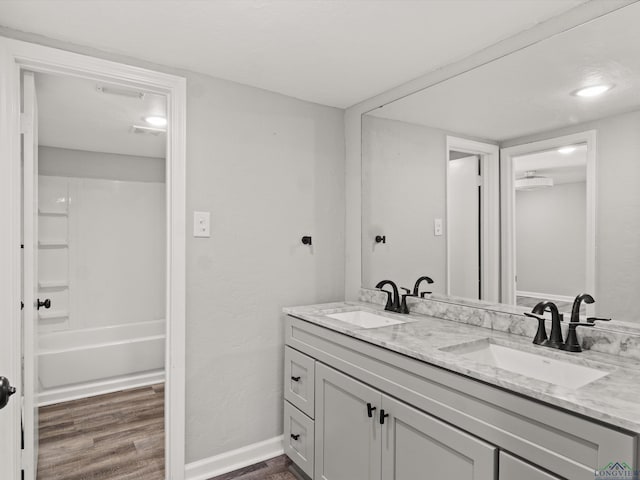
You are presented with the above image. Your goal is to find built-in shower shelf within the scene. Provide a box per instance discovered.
[38,240,68,248]
[38,310,69,320]
[38,210,68,217]
[38,281,69,290]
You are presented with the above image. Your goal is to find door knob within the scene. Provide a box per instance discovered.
[37,298,51,310]
[0,376,16,410]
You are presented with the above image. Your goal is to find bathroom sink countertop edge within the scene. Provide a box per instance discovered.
[283,301,640,434]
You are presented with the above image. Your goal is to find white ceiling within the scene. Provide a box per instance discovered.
[370,2,640,141]
[36,72,167,158]
[0,0,587,108]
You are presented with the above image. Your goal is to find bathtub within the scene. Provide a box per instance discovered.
[38,319,165,404]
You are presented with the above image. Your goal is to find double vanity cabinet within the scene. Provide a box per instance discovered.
[282,305,639,480]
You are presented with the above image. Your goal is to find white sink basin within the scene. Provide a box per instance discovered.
[326,310,407,329]
[445,339,609,389]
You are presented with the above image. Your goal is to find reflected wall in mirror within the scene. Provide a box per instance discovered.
[361,3,640,321]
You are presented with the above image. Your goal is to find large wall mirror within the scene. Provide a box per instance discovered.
[361,3,640,321]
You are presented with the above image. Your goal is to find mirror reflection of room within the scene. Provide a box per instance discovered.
[513,143,587,313]
[361,3,640,321]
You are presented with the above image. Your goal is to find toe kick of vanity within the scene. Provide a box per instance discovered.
[283,314,638,480]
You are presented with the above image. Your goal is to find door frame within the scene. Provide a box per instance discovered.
[499,130,596,307]
[445,136,500,302]
[0,37,187,480]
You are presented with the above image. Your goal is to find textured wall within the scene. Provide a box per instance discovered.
[361,115,447,293]
[184,71,345,461]
[516,182,586,297]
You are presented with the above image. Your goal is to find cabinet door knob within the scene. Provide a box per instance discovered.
[291,376,301,382]
[380,409,389,425]
[290,433,300,440]
[367,402,377,418]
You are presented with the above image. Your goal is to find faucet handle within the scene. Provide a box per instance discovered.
[419,291,432,298]
[399,288,412,314]
[587,317,611,324]
[524,313,548,345]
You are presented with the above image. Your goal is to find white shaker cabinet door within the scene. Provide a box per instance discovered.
[314,363,382,480]
[381,394,497,480]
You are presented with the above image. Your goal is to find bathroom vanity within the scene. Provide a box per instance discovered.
[282,299,640,480]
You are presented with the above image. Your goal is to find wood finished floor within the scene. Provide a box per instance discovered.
[209,455,296,480]
[37,384,165,480]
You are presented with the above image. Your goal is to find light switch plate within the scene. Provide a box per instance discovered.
[434,218,443,236]
[193,211,210,237]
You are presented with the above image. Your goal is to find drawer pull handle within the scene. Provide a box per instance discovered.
[380,409,389,425]
[291,376,301,382]
[290,433,300,440]
[367,402,376,418]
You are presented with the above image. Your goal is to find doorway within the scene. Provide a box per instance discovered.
[446,136,500,302]
[26,70,167,479]
[0,38,186,480]
[500,131,596,312]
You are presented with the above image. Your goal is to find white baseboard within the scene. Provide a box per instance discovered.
[185,435,284,480]
[38,370,165,406]
[516,290,574,303]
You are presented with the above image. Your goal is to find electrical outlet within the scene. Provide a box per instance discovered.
[434,218,443,236]
[193,211,210,238]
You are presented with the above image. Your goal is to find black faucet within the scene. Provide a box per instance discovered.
[570,293,594,323]
[375,280,400,313]
[532,301,564,348]
[412,276,434,296]
[562,293,611,352]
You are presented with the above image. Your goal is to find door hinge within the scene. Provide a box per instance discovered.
[20,113,32,135]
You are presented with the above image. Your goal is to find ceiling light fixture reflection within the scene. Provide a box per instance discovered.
[144,116,167,127]
[573,85,613,98]
[558,146,576,154]
[515,171,554,191]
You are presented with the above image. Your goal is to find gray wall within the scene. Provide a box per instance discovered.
[184,71,345,461]
[39,146,165,182]
[361,115,446,293]
[4,30,346,462]
[516,182,586,297]
[504,109,640,321]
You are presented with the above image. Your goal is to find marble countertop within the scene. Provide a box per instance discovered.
[284,301,640,434]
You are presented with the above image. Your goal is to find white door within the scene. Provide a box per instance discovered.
[448,155,481,299]
[22,70,40,480]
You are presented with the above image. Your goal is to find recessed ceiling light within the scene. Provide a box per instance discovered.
[573,85,613,98]
[558,146,576,154]
[144,116,167,127]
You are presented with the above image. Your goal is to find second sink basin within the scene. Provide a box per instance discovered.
[443,338,609,389]
[326,310,407,329]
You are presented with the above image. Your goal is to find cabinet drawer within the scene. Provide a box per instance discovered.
[285,346,315,417]
[284,401,314,479]
[500,452,561,480]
